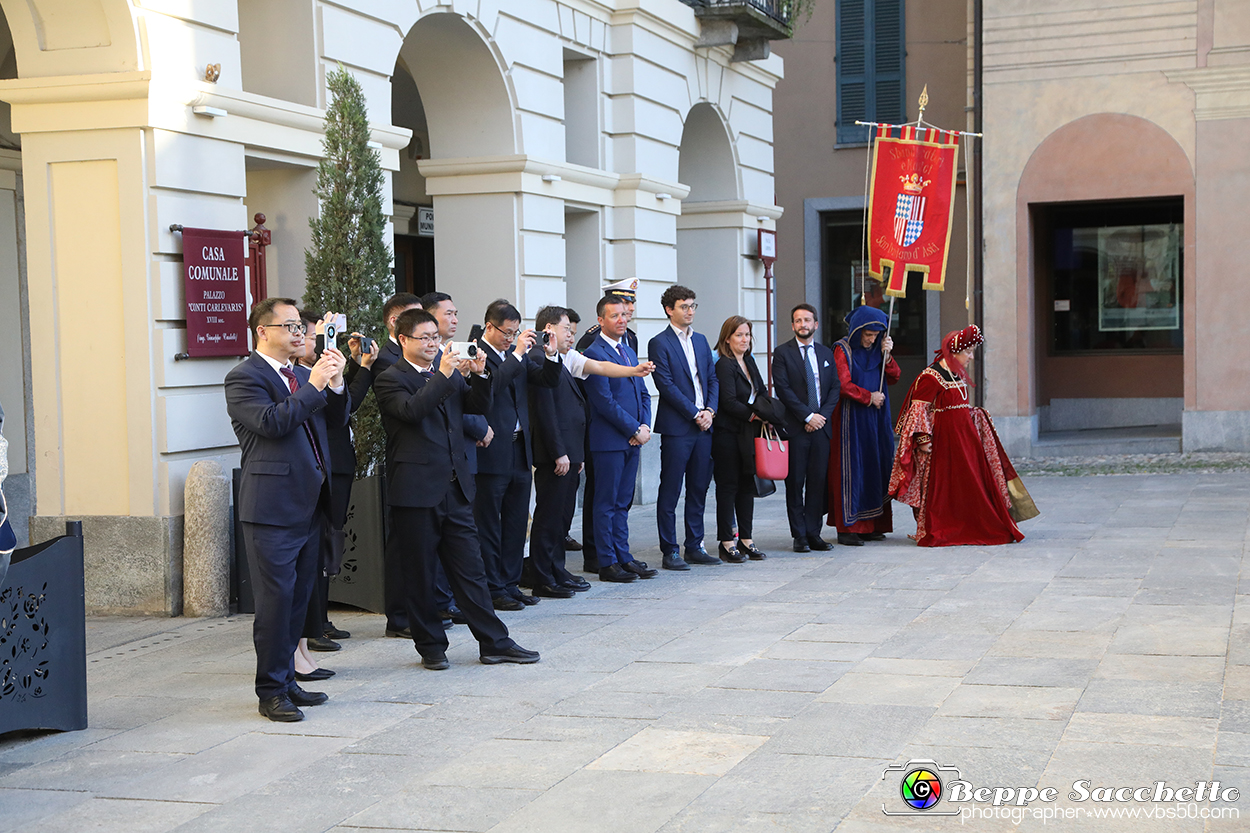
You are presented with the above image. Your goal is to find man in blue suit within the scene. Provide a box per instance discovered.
[226,298,349,722]
[772,303,840,552]
[649,285,720,570]
[582,294,655,582]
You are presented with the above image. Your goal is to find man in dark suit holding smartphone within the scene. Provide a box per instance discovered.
[772,303,840,552]
[226,298,349,722]
[373,308,539,670]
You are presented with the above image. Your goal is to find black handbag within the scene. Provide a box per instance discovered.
[753,475,777,498]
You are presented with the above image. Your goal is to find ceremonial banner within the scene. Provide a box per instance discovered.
[867,125,960,297]
[181,227,250,357]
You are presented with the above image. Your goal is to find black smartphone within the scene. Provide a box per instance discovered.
[359,335,374,355]
[468,324,484,342]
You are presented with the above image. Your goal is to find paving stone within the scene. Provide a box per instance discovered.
[816,672,960,707]
[343,784,542,832]
[1106,625,1229,656]
[913,715,1067,750]
[1061,712,1218,748]
[988,629,1111,659]
[25,797,212,832]
[938,685,1083,720]
[765,702,933,759]
[586,727,767,776]
[712,658,852,693]
[964,657,1100,688]
[1093,653,1226,683]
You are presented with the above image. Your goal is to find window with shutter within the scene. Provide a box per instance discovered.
[836,0,906,145]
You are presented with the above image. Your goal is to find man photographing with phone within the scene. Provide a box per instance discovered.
[226,299,349,722]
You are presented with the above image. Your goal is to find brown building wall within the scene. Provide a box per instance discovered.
[773,0,969,341]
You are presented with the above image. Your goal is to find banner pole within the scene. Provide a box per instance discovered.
[879,294,895,392]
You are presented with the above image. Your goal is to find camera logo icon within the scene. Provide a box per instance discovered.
[882,759,961,816]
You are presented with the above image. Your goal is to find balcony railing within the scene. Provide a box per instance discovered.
[681,0,794,60]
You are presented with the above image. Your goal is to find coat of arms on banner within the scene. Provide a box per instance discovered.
[893,174,931,247]
[867,126,960,297]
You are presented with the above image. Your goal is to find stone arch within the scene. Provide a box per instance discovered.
[677,101,743,338]
[0,0,140,78]
[1017,113,1195,417]
[679,102,740,202]
[396,11,517,159]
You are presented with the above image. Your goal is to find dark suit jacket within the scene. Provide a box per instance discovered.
[577,325,638,355]
[432,348,490,476]
[582,335,651,452]
[373,358,493,507]
[475,339,562,473]
[325,359,374,475]
[226,351,349,528]
[528,346,587,466]
[771,338,839,439]
[371,338,403,377]
[649,326,718,437]
[713,353,780,456]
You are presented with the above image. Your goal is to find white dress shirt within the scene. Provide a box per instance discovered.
[671,323,704,412]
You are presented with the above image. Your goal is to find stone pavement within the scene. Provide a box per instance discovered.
[1,473,1248,832]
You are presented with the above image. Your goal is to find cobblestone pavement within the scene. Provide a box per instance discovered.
[1,473,1247,832]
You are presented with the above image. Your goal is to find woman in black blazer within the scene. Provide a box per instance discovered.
[713,316,770,563]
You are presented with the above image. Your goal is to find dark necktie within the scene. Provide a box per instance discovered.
[803,346,820,412]
[617,343,631,365]
[279,367,326,473]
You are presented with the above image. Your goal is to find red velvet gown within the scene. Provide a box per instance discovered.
[889,364,1025,547]
[827,348,900,534]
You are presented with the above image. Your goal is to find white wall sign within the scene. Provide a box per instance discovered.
[417,206,434,237]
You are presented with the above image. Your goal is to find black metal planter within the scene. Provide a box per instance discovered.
[0,521,87,735]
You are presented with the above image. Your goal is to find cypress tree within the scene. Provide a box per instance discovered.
[304,66,394,475]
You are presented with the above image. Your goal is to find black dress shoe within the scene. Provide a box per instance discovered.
[323,623,351,640]
[564,535,583,551]
[509,588,540,606]
[599,563,637,582]
[481,645,541,664]
[837,533,864,546]
[306,637,341,652]
[793,537,811,553]
[493,595,525,611]
[287,684,328,707]
[441,616,454,630]
[738,541,767,560]
[861,532,886,541]
[295,668,335,682]
[533,583,576,599]
[438,608,470,625]
[259,693,304,722]
[623,560,658,579]
[385,626,412,639]
[558,575,591,592]
[421,652,450,671]
[685,547,720,565]
[719,542,746,563]
[662,552,690,571]
[808,537,834,551]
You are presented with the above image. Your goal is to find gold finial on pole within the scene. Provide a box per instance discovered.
[918,84,929,121]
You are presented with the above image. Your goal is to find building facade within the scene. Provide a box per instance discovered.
[772,0,971,421]
[0,0,786,613]
[777,0,1250,460]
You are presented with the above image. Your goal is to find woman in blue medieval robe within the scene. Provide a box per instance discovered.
[826,305,900,546]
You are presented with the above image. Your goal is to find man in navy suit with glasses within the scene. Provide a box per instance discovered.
[226,298,349,722]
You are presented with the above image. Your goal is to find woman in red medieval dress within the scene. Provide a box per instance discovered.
[888,325,1035,547]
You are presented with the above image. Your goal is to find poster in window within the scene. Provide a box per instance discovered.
[1097,224,1180,332]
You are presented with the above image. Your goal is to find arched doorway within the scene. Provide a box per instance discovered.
[392,11,520,325]
[1019,113,1194,451]
[676,102,742,343]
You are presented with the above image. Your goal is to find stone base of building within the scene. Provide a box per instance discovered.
[992,415,1038,460]
[28,514,183,616]
[1183,410,1250,452]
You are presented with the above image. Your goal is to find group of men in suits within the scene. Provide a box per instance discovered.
[226,286,846,723]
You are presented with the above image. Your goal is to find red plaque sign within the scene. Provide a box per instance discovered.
[181,227,250,357]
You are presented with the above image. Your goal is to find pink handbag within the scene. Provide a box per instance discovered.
[754,423,789,481]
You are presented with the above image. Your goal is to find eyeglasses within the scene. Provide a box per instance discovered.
[401,334,441,344]
[263,322,307,335]
[675,302,698,312]
[491,325,520,339]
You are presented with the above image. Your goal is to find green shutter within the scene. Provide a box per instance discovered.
[836,0,906,145]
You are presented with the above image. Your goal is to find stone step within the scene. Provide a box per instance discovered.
[1032,424,1182,457]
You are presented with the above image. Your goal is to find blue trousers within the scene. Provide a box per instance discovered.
[591,447,639,568]
[656,431,713,553]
